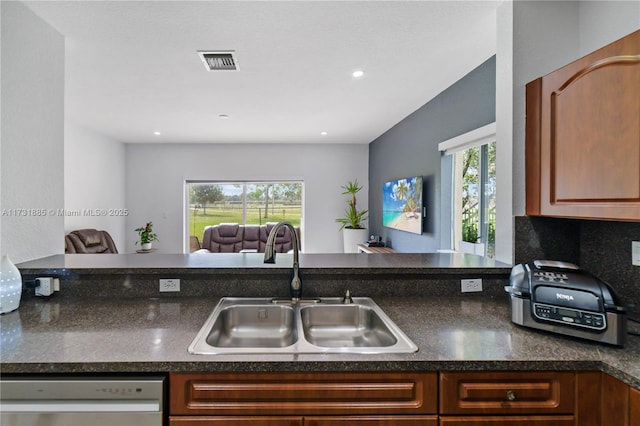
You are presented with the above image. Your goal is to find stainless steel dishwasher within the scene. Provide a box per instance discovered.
[0,376,165,426]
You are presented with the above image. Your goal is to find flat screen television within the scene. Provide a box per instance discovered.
[382,176,423,235]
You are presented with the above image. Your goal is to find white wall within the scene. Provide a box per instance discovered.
[495,0,514,264]
[125,143,368,254]
[579,1,640,55]
[64,123,127,250]
[494,0,639,263]
[0,1,65,262]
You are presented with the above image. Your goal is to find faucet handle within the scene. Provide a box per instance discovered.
[342,289,353,304]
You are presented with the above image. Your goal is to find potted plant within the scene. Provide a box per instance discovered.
[458,218,485,256]
[135,221,159,250]
[335,179,369,253]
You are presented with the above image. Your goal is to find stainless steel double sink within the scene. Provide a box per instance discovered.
[188,297,418,354]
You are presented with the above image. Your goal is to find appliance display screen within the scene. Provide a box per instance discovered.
[557,308,578,317]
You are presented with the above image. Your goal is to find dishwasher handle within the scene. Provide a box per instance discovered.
[1,400,161,413]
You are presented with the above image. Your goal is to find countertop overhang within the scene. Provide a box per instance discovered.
[16,253,513,276]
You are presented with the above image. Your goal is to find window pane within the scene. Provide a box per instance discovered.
[454,141,496,258]
[461,146,480,244]
[187,181,303,252]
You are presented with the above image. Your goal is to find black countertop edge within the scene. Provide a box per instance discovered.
[18,267,513,277]
[0,359,613,376]
[16,253,513,274]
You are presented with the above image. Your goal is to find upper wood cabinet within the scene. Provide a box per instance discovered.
[526,29,640,221]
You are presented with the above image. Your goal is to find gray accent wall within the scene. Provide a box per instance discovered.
[368,56,495,253]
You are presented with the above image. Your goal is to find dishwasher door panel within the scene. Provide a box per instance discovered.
[0,376,165,426]
[0,412,163,426]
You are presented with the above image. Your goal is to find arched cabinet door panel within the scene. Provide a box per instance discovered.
[526,29,640,221]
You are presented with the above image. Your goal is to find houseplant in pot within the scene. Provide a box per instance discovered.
[135,221,159,250]
[335,179,369,253]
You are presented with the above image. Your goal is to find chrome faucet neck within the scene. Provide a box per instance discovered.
[263,221,301,300]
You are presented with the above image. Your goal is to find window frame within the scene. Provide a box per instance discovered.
[439,122,496,257]
[184,180,304,253]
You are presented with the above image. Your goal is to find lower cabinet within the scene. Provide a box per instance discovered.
[170,417,302,425]
[439,371,575,425]
[169,371,638,425]
[169,371,438,425]
[631,387,640,426]
[169,416,436,425]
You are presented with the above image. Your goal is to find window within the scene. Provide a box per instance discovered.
[439,123,496,258]
[186,181,303,251]
[454,142,496,257]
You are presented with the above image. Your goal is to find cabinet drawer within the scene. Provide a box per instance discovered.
[439,415,575,425]
[170,372,437,416]
[439,372,574,415]
[170,416,301,425]
[304,416,438,425]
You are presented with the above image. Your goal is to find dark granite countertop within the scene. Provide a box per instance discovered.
[2,293,639,390]
[16,253,513,276]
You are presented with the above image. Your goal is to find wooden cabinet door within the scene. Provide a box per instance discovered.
[601,373,630,426]
[170,371,437,416]
[303,416,438,425]
[526,29,640,221]
[170,416,302,425]
[439,416,575,425]
[630,386,640,426]
[439,371,574,416]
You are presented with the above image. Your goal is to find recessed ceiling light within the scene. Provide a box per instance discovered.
[218,114,230,119]
[352,70,365,78]
[153,131,161,136]
[321,131,328,136]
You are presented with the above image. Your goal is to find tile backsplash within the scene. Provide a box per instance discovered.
[515,216,640,310]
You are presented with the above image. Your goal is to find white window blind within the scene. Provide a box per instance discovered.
[438,122,496,156]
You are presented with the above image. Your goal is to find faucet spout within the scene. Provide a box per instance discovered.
[263,221,301,300]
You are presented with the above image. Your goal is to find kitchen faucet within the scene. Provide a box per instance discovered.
[263,221,302,301]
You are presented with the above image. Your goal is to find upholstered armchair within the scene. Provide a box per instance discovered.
[199,223,245,253]
[65,229,118,254]
[259,222,297,253]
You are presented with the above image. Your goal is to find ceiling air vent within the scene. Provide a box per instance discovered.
[198,51,238,71]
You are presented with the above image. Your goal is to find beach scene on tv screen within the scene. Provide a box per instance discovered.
[382,176,423,235]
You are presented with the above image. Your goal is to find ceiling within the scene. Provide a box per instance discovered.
[24,1,499,144]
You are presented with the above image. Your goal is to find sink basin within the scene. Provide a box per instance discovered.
[188,297,418,355]
[300,304,397,348]
[206,304,297,348]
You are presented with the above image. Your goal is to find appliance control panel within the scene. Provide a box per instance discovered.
[533,303,606,331]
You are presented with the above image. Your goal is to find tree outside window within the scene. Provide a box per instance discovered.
[455,141,496,258]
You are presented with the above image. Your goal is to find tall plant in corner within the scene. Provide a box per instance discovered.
[336,180,369,253]
[336,179,368,230]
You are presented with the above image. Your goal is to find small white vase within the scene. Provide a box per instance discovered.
[141,243,152,251]
[0,255,22,314]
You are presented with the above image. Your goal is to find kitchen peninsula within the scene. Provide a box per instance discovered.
[2,253,639,424]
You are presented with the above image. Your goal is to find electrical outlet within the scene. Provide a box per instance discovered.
[632,241,640,267]
[461,278,483,293]
[159,279,180,292]
[35,277,54,297]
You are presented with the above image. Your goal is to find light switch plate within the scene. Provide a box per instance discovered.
[632,241,640,267]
